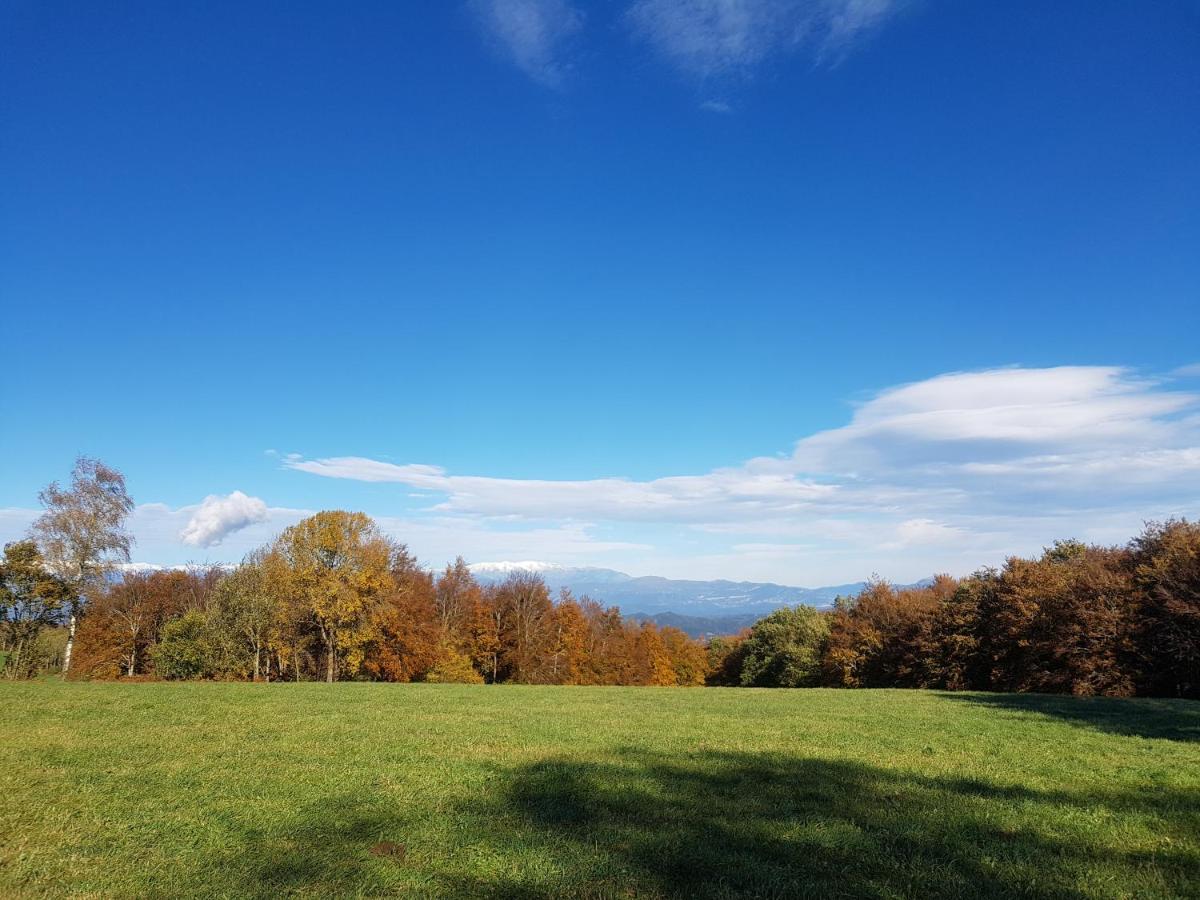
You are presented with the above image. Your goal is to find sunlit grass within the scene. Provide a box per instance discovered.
[1,682,1197,898]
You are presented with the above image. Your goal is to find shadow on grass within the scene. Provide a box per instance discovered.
[211,750,1199,899]
[444,749,1199,899]
[941,692,1200,743]
[225,795,411,899]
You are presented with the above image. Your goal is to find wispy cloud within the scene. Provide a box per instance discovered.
[284,366,1200,581]
[626,0,901,79]
[284,454,837,521]
[6,366,1194,584]
[469,0,584,87]
[285,367,1200,521]
[374,516,650,567]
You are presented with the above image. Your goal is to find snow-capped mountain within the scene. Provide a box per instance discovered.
[467,561,566,576]
[468,561,633,585]
[110,562,236,579]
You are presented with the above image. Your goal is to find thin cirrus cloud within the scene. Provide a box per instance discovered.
[179,491,270,548]
[468,0,584,87]
[469,0,901,91]
[284,366,1200,572]
[625,0,901,80]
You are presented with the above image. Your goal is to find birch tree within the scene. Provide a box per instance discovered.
[30,457,134,676]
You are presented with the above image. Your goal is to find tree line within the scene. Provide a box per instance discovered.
[69,533,708,687]
[706,525,1200,698]
[2,457,1197,697]
[0,460,707,685]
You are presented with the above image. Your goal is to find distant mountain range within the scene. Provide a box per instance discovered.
[116,560,916,640]
[467,562,879,638]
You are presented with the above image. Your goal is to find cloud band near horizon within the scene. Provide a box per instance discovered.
[3,365,1197,584]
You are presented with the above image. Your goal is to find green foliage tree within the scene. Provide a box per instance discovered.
[151,610,214,680]
[0,540,69,678]
[206,553,279,680]
[739,605,829,687]
[704,634,748,686]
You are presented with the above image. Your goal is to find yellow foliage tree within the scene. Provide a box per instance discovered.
[270,511,394,683]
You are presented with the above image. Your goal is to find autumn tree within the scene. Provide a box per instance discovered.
[106,574,156,677]
[71,567,220,678]
[823,580,940,688]
[435,557,483,644]
[578,596,631,685]
[30,457,134,676]
[490,572,556,683]
[270,511,394,683]
[425,646,484,683]
[660,625,707,686]
[0,540,69,678]
[363,549,440,682]
[546,590,589,684]
[985,544,1138,696]
[917,573,990,690]
[1131,520,1200,698]
[630,621,677,686]
[474,585,504,682]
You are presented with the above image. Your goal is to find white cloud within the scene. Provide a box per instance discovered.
[284,366,1200,582]
[284,367,1200,524]
[794,367,1188,463]
[0,499,307,569]
[888,518,965,548]
[179,491,270,548]
[374,516,650,568]
[626,0,900,79]
[285,455,836,521]
[8,366,1195,585]
[470,0,584,87]
[0,506,39,537]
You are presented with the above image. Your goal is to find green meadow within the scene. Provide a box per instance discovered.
[1,683,1198,898]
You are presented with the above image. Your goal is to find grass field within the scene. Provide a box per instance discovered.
[1,684,1198,899]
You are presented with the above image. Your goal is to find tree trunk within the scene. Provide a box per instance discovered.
[61,610,78,677]
[326,637,335,683]
[127,648,136,677]
[253,640,260,681]
[8,640,24,679]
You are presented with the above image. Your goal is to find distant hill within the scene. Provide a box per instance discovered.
[467,562,870,622]
[115,559,922,638]
[626,611,763,639]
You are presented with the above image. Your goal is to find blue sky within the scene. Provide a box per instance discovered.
[2,1,1198,584]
